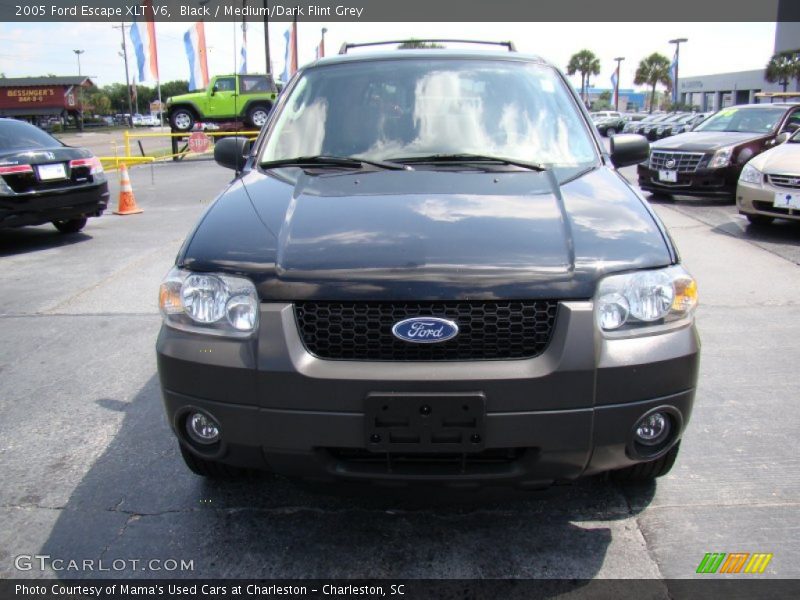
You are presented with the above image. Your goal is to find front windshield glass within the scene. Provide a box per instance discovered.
[790,129,800,142]
[693,107,785,133]
[260,58,599,174]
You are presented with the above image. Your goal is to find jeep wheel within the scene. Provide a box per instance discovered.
[610,442,681,482]
[170,108,195,132]
[246,104,270,129]
[179,444,247,479]
[52,218,87,234]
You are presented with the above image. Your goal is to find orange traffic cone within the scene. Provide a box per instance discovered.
[114,164,143,215]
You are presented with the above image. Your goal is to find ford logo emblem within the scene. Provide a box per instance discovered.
[391,317,459,344]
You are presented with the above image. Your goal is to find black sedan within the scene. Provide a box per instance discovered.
[638,104,800,200]
[0,118,109,233]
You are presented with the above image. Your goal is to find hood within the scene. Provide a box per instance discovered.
[180,167,672,301]
[168,91,205,104]
[652,130,769,152]
[749,141,800,174]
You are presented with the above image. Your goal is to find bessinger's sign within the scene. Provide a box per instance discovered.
[4,88,56,104]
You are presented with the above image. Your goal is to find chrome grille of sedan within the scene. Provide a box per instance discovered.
[768,174,800,189]
[649,151,704,173]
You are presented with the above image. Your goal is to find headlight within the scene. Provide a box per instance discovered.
[595,265,697,336]
[739,163,762,185]
[159,267,258,337]
[708,147,733,169]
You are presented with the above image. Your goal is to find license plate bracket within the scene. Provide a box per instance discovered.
[658,169,678,183]
[36,163,67,181]
[773,191,800,210]
[365,392,486,453]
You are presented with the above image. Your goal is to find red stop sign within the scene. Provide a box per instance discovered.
[187,131,210,154]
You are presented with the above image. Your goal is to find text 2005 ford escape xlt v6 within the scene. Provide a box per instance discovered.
[156,45,700,488]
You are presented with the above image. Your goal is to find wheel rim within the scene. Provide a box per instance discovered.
[607,128,616,137]
[251,109,268,127]
[174,112,192,130]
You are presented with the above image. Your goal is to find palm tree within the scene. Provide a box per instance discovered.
[567,50,600,104]
[765,52,793,92]
[634,53,672,113]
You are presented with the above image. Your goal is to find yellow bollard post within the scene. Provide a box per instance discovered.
[124,130,131,158]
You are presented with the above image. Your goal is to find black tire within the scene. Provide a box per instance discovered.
[179,444,247,479]
[52,217,87,234]
[745,213,774,226]
[610,442,681,482]
[169,108,195,132]
[246,103,271,129]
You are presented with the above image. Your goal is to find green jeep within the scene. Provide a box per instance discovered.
[166,74,279,132]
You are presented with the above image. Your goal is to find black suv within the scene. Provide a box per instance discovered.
[156,45,700,488]
[638,104,800,199]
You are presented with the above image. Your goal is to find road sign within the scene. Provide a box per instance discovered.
[187,131,210,154]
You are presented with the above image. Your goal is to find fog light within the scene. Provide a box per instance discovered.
[186,412,220,445]
[635,412,670,446]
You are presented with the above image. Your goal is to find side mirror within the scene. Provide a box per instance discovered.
[775,132,791,145]
[609,133,650,168]
[214,136,251,171]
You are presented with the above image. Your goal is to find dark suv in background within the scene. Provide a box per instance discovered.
[157,44,699,490]
[638,104,800,199]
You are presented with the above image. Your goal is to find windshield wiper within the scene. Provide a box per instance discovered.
[389,153,547,171]
[260,155,411,171]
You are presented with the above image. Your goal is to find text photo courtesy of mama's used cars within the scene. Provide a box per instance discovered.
[0,0,799,594]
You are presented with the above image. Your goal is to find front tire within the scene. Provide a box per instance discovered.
[52,218,87,234]
[170,108,195,132]
[610,442,681,482]
[745,213,774,226]
[246,104,271,129]
[179,444,247,479]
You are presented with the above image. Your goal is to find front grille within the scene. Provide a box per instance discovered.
[649,150,704,173]
[326,447,530,476]
[294,301,558,361]
[768,174,800,190]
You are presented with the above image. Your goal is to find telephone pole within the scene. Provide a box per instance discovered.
[113,23,135,127]
[613,57,625,111]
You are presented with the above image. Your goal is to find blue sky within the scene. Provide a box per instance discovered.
[0,21,777,89]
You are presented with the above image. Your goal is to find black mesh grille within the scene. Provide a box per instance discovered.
[294,301,558,361]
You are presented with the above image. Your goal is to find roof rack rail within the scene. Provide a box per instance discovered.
[338,39,517,55]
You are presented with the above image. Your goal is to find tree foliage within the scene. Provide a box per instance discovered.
[397,40,444,49]
[765,50,799,92]
[634,53,672,113]
[567,49,600,103]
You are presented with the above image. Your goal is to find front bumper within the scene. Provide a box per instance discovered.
[638,163,738,198]
[738,180,800,222]
[0,182,110,229]
[157,302,700,487]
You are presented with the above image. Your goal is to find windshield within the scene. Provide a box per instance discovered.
[693,107,786,134]
[790,129,800,143]
[0,119,61,152]
[260,58,599,175]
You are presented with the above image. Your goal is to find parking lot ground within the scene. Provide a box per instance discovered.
[0,161,798,584]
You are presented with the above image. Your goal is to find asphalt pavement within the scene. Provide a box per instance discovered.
[0,158,799,586]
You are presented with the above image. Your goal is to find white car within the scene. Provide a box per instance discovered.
[737,128,800,225]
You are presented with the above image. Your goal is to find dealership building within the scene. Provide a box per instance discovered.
[678,20,800,111]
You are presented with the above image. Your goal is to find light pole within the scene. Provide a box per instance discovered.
[114,24,134,126]
[73,49,85,130]
[669,38,688,109]
[613,56,624,111]
[263,0,271,74]
[321,27,327,58]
